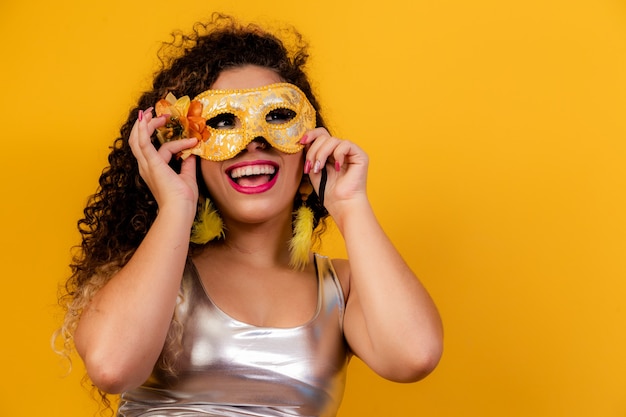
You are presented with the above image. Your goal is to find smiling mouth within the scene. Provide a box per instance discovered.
[228,163,277,188]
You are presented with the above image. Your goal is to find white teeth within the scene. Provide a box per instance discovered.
[230,164,276,179]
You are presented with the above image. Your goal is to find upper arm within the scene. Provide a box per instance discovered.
[332,258,442,382]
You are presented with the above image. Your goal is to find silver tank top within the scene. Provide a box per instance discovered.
[118,254,349,417]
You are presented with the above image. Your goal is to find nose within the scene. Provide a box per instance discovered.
[245,137,269,152]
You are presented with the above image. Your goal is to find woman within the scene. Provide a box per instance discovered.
[58,13,443,416]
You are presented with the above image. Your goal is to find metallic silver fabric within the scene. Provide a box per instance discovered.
[118,254,349,417]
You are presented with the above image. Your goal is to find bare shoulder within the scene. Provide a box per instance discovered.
[330,258,351,301]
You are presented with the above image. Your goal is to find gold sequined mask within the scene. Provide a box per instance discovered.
[180,83,315,161]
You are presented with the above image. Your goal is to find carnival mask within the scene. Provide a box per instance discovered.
[155,83,316,161]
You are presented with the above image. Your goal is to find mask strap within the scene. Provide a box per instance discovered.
[318,166,327,207]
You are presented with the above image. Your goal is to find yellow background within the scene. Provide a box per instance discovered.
[1,0,625,416]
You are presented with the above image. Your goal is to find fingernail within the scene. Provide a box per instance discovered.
[335,161,341,172]
[299,134,308,144]
[313,160,321,174]
[138,110,143,121]
[304,160,311,174]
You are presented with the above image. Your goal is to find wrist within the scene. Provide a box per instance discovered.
[156,201,197,227]
[329,194,373,235]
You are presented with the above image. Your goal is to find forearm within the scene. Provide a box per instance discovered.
[335,198,443,381]
[74,205,195,393]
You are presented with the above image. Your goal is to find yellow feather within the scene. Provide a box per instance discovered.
[190,198,225,244]
[288,205,314,270]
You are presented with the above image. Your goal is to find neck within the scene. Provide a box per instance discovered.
[207,214,294,268]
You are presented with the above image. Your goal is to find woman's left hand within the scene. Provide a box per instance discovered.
[301,128,369,217]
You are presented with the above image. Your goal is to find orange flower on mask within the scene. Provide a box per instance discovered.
[155,93,210,144]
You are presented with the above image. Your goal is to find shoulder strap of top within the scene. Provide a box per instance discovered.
[314,253,346,331]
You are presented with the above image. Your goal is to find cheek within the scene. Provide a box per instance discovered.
[286,153,305,180]
[199,160,223,193]
[287,156,306,194]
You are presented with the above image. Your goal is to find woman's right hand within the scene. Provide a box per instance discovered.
[129,109,199,214]
[76,109,202,394]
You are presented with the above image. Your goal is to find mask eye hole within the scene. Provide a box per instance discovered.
[266,108,296,124]
[207,113,238,129]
